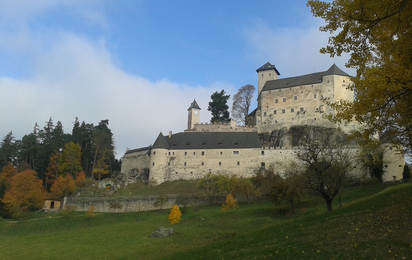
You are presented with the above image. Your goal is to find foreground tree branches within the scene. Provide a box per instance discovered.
[307,0,412,154]
[296,129,353,211]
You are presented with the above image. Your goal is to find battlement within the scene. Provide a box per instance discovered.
[185,119,257,133]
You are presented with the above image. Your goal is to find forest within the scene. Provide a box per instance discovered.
[0,117,121,186]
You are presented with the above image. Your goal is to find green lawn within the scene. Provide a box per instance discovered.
[0,183,411,260]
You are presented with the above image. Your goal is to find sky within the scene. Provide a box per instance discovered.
[0,0,353,159]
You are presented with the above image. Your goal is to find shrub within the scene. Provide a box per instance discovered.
[168,205,182,225]
[222,194,238,211]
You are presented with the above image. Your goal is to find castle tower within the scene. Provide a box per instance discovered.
[256,62,280,96]
[187,99,201,130]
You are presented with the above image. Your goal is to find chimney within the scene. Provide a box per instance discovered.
[169,131,172,138]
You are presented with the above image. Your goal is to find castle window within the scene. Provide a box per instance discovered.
[201,162,204,166]
[385,165,388,168]
[185,152,187,156]
[234,142,239,145]
[201,151,205,155]
[275,99,278,103]
[264,112,267,116]
[152,162,155,166]
[176,172,178,174]
[220,152,223,155]
[261,74,264,78]
[314,118,317,120]
[327,80,330,83]
[237,162,240,166]
[233,151,239,155]
[314,94,317,98]
[294,96,297,100]
[282,109,285,114]
[283,98,286,102]
[168,152,170,155]
[343,79,346,82]
[153,152,156,155]
[274,110,277,114]
[219,162,221,166]
[261,162,266,170]
[202,142,206,145]
[279,89,281,92]
[275,120,277,123]
[193,152,196,155]
[168,162,170,166]
[389,147,393,150]
[269,73,271,76]
[321,95,324,99]
[261,151,265,155]
[291,108,294,113]
[184,162,187,166]
[173,152,175,155]
[300,107,304,112]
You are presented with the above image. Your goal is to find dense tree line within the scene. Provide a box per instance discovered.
[0,117,121,182]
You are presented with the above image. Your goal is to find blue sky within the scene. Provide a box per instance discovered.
[0,0,352,158]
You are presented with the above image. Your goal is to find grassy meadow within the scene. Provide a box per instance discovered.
[0,182,411,260]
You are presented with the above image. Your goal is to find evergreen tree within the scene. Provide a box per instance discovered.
[0,132,17,169]
[207,90,231,123]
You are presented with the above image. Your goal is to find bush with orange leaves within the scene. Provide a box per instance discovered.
[2,170,46,219]
[50,174,76,200]
[222,194,238,211]
[75,171,86,187]
[168,205,182,225]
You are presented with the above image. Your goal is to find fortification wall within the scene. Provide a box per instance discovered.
[63,195,214,213]
[187,120,256,133]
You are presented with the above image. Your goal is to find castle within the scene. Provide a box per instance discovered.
[120,63,404,185]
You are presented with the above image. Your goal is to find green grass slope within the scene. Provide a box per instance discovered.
[0,183,410,260]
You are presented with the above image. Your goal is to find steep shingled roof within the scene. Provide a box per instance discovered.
[126,132,261,152]
[261,64,349,92]
[256,62,281,75]
[187,99,201,110]
[166,132,261,150]
[152,132,170,149]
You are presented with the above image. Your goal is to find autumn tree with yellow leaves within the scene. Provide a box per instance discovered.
[307,0,412,154]
[168,205,182,225]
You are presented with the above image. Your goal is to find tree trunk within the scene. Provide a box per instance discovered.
[338,193,342,208]
[325,198,333,211]
[290,200,296,214]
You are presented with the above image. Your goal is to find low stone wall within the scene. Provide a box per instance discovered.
[63,194,218,213]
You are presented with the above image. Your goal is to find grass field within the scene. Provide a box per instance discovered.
[0,182,411,260]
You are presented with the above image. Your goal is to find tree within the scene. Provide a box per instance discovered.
[91,120,115,178]
[92,157,109,181]
[231,84,255,125]
[0,132,17,169]
[59,142,82,176]
[50,174,76,200]
[207,90,230,123]
[358,144,385,189]
[402,164,411,182]
[168,205,182,225]
[2,170,46,218]
[252,164,303,214]
[296,129,352,211]
[197,173,228,203]
[307,0,412,154]
[44,152,61,189]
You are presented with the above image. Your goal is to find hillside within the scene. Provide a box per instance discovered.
[0,183,410,260]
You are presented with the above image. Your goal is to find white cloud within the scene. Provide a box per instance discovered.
[244,19,355,77]
[0,31,225,158]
